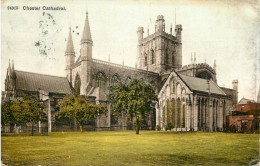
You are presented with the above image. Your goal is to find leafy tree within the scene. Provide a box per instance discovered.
[57,95,107,132]
[1,97,45,135]
[1,101,15,131]
[109,79,157,134]
[19,98,45,136]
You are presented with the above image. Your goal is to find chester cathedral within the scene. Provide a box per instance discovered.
[3,13,238,132]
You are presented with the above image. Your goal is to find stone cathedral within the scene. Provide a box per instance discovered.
[3,13,238,132]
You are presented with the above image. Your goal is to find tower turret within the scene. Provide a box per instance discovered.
[232,80,238,104]
[65,27,75,82]
[137,27,144,68]
[137,27,144,44]
[155,15,165,32]
[5,60,16,92]
[175,24,182,68]
[213,59,216,71]
[80,11,93,60]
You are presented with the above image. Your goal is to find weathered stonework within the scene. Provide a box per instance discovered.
[3,13,238,132]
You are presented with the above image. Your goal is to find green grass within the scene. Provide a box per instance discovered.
[1,131,259,166]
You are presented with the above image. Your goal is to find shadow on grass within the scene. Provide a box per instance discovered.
[142,153,250,165]
[1,133,49,137]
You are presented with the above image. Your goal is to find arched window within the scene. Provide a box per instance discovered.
[177,98,181,128]
[111,74,120,86]
[144,54,148,66]
[167,100,170,126]
[96,72,106,90]
[196,71,212,80]
[151,50,155,64]
[165,50,169,64]
[172,80,176,93]
[74,73,81,95]
[163,105,166,128]
[172,52,175,66]
[171,99,176,128]
[182,104,186,128]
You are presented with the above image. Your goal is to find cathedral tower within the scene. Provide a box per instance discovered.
[78,11,93,95]
[80,12,93,60]
[137,15,183,74]
[65,27,75,83]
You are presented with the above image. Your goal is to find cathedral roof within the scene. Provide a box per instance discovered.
[178,74,226,95]
[81,12,92,43]
[65,27,75,54]
[14,70,73,94]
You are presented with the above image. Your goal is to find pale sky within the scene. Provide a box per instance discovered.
[1,0,260,101]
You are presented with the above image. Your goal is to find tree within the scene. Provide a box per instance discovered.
[1,101,15,132]
[19,98,45,136]
[1,97,45,135]
[109,79,157,134]
[57,95,107,132]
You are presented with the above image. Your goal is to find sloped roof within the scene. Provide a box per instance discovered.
[238,98,256,104]
[15,70,73,94]
[178,74,226,95]
[88,87,107,101]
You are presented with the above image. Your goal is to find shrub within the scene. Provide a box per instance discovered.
[166,123,174,131]
[155,125,161,131]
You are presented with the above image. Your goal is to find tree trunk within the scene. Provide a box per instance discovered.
[136,126,140,134]
[32,124,34,136]
[10,123,14,133]
[79,125,83,132]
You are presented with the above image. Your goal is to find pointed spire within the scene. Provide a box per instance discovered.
[7,59,11,74]
[81,11,92,44]
[12,60,14,70]
[12,60,15,75]
[194,52,196,64]
[108,54,110,63]
[65,27,75,54]
[190,52,193,64]
[213,59,216,71]
[147,26,149,36]
[170,24,172,35]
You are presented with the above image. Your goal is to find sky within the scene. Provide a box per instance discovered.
[1,0,260,101]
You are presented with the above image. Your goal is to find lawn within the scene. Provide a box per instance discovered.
[1,131,259,166]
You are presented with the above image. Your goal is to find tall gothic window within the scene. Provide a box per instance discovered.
[182,104,186,128]
[163,106,166,128]
[172,80,176,93]
[74,73,81,95]
[144,54,148,66]
[177,98,181,128]
[172,52,175,66]
[111,74,120,86]
[165,51,169,64]
[96,72,106,90]
[167,100,170,126]
[171,99,176,128]
[151,50,155,64]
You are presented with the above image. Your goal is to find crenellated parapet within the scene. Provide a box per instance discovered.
[177,63,216,74]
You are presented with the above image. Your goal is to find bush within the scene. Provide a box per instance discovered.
[166,123,174,131]
[155,125,161,131]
